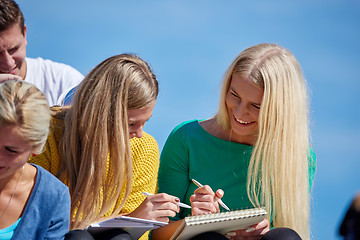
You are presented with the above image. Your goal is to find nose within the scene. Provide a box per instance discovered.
[0,51,16,69]
[131,126,144,139]
[234,102,248,118]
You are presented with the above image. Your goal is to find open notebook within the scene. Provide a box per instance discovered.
[170,207,267,240]
[88,215,168,239]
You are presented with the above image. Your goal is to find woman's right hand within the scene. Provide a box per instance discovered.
[190,185,224,216]
[128,193,180,222]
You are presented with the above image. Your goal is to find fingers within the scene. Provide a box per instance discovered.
[245,219,269,236]
[193,186,224,202]
[146,192,178,203]
[191,199,218,215]
[155,216,170,223]
[131,193,180,221]
[151,209,176,222]
[191,191,215,202]
[194,185,215,195]
[226,229,262,240]
[255,219,270,231]
[0,74,23,83]
[225,219,270,240]
[145,193,180,212]
[191,185,221,215]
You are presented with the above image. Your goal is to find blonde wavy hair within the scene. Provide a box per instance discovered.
[217,43,311,239]
[55,54,158,229]
[0,80,50,153]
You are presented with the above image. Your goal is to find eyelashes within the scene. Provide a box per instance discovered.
[128,119,150,128]
[5,147,18,153]
[230,91,261,110]
[230,91,239,98]
[252,104,260,110]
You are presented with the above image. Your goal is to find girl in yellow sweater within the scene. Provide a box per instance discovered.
[30,54,179,240]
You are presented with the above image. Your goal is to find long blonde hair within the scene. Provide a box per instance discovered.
[55,54,158,229]
[0,80,50,153]
[217,43,311,239]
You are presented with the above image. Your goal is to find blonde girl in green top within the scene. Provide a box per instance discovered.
[153,43,315,240]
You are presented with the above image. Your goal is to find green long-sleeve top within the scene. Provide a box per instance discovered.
[158,120,316,221]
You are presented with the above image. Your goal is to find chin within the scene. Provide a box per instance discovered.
[231,124,257,137]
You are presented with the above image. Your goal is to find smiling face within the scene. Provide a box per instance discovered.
[0,124,33,180]
[225,74,264,145]
[127,100,156,139]
[0,24,27,79]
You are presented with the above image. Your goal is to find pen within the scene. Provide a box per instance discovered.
[142,192,192,209]
[191,179,230,211]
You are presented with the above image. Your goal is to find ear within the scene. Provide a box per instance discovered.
[24,25,27,46]
[31,145,41,155]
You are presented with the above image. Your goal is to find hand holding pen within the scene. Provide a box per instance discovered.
[191,179,230,215]
[128,192,188,222]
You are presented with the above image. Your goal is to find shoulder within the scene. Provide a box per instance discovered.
[49,107,66,132]
[21,165,69,214]
[130,132,158,150]
[47,113,65,147]
[28,115,64,173]
[27,57,72,69]
[130,132,159,167]
[169,119,200,137]
[160,120,201,157]
[26,57,63,71]
[14,165,70,239]
[34,165,69,194]
[164,120,203,144]
[308,146,317,167]
[25,57,36,65]
[26,57,83,78]
[173,119,199,131]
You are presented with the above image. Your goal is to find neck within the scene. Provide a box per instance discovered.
[228,131,257,146]
[19,59,27,79]
[0,166,25,192]
[201,118,256,146]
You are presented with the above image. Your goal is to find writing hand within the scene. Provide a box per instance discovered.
[128,193,180,222]
[190,184,224,216]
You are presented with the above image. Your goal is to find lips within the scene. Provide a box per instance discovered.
[0,66,17,74]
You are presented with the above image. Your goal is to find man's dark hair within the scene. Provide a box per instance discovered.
[0,0,25,34]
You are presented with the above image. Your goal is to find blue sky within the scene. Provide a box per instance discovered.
[18,1,360,239]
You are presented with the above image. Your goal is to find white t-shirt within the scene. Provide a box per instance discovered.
[25,57,84,106]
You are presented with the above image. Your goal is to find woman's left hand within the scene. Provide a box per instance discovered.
[225,218,270,240]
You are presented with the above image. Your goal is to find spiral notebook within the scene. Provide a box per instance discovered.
[170,207,267,240]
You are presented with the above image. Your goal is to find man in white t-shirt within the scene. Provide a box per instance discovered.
[0,0,83,106]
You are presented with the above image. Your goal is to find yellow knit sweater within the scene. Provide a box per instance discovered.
[29,117,160,240]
